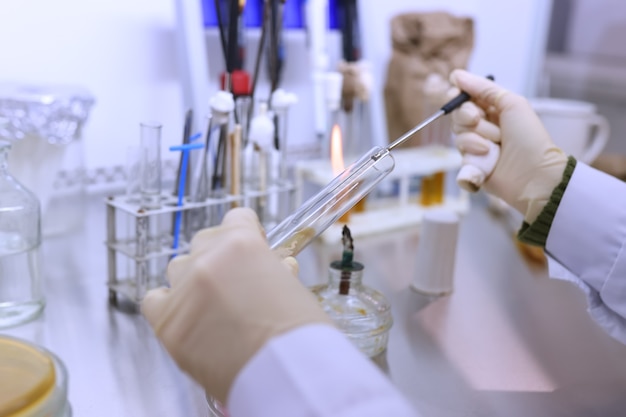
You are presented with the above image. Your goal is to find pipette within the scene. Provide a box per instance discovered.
[267,76,494,258]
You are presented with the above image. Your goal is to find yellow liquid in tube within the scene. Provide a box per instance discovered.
[0,338,56,417]
[420,172,445,206]
[338,197,367,224]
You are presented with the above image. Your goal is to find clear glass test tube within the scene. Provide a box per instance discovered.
[273,107,289,184]
[140,121,163,209]
[342,98,365,159]
[267,146,395,258]
[125,145,141,203]
[235,96,252,147]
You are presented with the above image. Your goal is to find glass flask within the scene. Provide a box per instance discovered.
[0,141,44,328]
[0,336,71,416]
[310,261,393,367]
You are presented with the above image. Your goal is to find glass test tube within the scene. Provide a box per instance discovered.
[420,78,450,206]
[125,145,141,203]
[235,97,252,205]
[338,99,368,223]
[321,109,340,160]
[140,122,163,209]
[236,96,252,147]
[267,146,395,258]
[273,107,289,184]
[342,99,365,159]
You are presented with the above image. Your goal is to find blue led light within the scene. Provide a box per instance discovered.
[201,0,340,29]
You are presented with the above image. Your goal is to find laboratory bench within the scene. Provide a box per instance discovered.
[5,195,626,417]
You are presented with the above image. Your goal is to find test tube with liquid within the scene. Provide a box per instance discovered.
[420,74,451,206]
[267,146,395,258]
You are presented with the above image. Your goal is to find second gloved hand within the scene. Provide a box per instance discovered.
[141,208,333,404]
[449,70,568,223]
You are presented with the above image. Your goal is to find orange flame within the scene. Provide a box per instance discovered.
[330,124,345,175]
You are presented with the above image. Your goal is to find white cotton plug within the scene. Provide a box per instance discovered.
[249,102,275,151]
[456,140,500,192]
[271,89,298,110]
[210,91,235,124]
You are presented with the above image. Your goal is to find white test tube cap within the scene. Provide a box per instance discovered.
[249,102,275,150]
[271,89,298,110]
[456,140,500,192]
[457,164,486,192]
[210,90,235,123]
[411,209,460,296]
[324,71,344,111]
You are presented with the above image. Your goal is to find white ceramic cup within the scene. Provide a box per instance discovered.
[529,98,610,164]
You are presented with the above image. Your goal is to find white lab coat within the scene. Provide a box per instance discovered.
[547,162,626,343]
[228,162,626,417]
[228,325,418,417]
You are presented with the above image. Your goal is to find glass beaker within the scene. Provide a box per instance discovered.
[0,336,71,416]
[0,141,44,329]
[309,261,393,368]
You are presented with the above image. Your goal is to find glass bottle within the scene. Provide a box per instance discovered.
[310,260,393,366]
[0,141,44,328]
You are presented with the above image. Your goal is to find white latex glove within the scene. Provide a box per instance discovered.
[450,70,568,223]
[141,208,333,404]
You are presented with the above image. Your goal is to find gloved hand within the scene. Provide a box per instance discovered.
[141,208,333,404]
[449,70,568,223]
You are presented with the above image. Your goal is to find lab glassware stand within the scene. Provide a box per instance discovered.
[104,184,296,307]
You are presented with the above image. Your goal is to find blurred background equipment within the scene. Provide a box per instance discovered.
[0,84,94,237]
[383,11,474,148]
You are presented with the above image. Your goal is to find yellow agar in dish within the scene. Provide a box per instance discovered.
[0,337,56,417]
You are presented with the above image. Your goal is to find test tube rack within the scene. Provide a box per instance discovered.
[104,183,296,307]
[294,145,469,246]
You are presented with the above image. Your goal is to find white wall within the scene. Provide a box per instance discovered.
[0,0,551,173]
[568,0,626,61]
[0,0,183,171]
[545,0,626,154]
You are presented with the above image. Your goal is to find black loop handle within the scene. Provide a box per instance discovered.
[441,75,495,115]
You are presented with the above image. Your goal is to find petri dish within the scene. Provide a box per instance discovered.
[0,336,70,417]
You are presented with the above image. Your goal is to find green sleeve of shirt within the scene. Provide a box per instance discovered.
[517,156,577,247]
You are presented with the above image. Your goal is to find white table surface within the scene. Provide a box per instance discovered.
[5,195,626,417]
